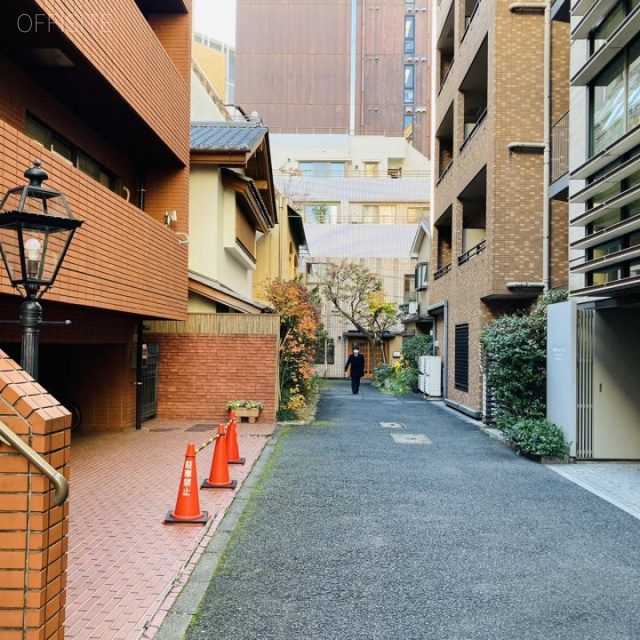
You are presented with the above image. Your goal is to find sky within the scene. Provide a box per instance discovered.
[192,0,237,45]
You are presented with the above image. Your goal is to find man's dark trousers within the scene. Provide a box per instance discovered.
[351,375,362,394]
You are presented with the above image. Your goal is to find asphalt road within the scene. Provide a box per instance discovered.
[185,380,640,640]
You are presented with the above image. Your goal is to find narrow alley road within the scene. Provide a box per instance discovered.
[180,381,640,639]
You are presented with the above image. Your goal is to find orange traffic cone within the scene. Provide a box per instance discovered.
[164,443,208,524]
[226,411,246,465]
[201,424,237,490]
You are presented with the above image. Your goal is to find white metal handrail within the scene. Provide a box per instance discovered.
[0,420,68,506]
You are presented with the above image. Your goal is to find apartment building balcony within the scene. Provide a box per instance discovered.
[0,125,188,319]
[1,0,190,166]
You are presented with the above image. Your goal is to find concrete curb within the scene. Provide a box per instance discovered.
[153,424,286,640]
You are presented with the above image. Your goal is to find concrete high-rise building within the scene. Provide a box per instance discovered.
[235,0,432,157]
[430,0,570,418]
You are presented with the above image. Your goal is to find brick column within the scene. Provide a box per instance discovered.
[0,351,71,640]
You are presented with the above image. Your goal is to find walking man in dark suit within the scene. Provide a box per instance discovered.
[345,346,365,395]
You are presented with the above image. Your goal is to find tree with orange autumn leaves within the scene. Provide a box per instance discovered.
[263,278,322,414]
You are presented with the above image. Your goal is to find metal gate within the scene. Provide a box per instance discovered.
[576,309,594,458]
[141,343,159,421]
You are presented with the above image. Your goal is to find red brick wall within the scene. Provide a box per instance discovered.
[150,334,278,423]
[0,351,71,640]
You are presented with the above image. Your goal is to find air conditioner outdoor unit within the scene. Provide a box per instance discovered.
[408,301,418,315]
[418,355,442,397]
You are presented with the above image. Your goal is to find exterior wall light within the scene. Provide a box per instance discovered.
[0,160,83,379]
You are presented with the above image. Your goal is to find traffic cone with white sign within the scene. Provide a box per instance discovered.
[164,443,208,524]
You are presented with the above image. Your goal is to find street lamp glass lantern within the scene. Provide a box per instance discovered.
[0,160,83,298]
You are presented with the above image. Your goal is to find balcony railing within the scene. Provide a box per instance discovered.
[458,239,486,265]
[551,111,569,182]
[434,263,452,280]
[460,108,488,153]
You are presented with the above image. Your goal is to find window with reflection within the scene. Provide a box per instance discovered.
[404,16,415,53]
[590,38,640,155]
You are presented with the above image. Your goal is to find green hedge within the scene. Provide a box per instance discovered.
[502,418,568,458]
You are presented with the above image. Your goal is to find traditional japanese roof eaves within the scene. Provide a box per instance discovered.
[287,207,307,249]
[189,271,272,314]
[190,121,278,226]
[221,168,273,231]
[190,121,268,155]
[410,218,431,258]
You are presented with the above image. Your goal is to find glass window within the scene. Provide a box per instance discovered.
[306,262,328,284]
[363,206,379,223]
[404,16,415,54]
[304,204,337,223]
[364,162,379,178]
[299,161,345,178]
[408,207,428,222]
[52,137,74,163]
[590,265,622,284]
[591,55,625,154]
[629,230,640,246]
[329,162,345,178]
[591,239,622,259]
[590,210,622,234]
[25,118,52,148]
[628,40,640,129]
[299,162,314,176]
[404,64,415,89]
[630,259,640,277]
[404,89,415,103]
[404,114,414,134]
[379,205,397,224]
[25,114,117,192]
[592,4,624,54]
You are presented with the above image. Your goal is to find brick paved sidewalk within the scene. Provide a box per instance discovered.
[65,418,276,640]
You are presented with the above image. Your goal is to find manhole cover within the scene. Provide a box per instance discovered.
[186,424,216,432]
[391,433,432,445]
[380,422,406,429]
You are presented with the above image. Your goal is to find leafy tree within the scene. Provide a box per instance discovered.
[311,204,328,224]
[321,261,398,370]
[401,334,433,369]
[262,279,322,414]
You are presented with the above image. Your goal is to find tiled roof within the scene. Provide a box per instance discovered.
[190,121,268,152]
[305,224,418,258]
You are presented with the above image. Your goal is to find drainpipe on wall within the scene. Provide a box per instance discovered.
[350,0,358,135]
[542,0,551,294]
[509,1,551,293]
[427,300,448,399]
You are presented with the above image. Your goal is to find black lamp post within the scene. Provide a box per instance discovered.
[0,160,83,380]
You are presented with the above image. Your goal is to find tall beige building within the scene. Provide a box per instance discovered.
[430,0,570,417]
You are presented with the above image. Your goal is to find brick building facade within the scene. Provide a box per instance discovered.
[431,0,570,416]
